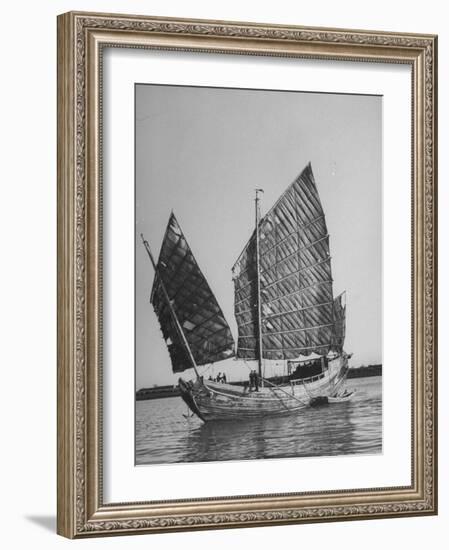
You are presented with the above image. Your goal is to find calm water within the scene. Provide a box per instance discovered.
[136,376,382,465]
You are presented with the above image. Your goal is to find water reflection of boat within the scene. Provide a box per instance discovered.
[142,163,352,422]
[182,396,356,463]
[183,418,268,463]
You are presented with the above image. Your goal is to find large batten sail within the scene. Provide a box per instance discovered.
[150,213,235,373]
[232,163,337,360]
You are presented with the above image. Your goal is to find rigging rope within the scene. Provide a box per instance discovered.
[242,359,310,408]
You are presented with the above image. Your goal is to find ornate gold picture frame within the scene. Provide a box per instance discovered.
[57,11,437,538]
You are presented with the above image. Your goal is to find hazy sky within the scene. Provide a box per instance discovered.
[135,84,382,389]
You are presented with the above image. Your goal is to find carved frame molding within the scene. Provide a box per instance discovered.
[57,11,437,538]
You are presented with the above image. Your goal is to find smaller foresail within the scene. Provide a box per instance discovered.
[331,292,346,352]
[150,213,235,373]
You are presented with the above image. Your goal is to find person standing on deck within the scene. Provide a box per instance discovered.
[254,370,259,392]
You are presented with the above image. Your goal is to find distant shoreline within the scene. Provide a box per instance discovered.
[136,364,382,401]
[347,364,382,379]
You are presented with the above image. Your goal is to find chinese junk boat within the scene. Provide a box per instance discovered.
[141,163,352,422]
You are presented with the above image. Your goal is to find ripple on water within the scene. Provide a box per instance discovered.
[136,377,382,464]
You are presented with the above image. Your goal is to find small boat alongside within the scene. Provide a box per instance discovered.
[328,389,356,403]
[309,389,356,408]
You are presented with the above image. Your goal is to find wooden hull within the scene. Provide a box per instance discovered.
[179,354,349,422]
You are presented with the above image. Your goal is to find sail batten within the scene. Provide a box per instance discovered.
[232,163,343,360]
[236,299,334,319]
[151,213,235,373]
[235,274,333,304]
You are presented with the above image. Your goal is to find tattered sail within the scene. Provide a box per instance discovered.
[232,163,336,360]
[151,213,235,373]
[331,292,346,352]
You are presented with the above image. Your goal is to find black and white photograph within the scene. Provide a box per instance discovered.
[1,0,441,545]
[135,83,382,466]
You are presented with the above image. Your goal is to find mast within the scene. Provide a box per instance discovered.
[254,189,264,382]
[141,233,200,379]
